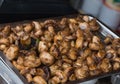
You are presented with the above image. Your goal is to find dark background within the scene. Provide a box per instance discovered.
[0,0,77,23]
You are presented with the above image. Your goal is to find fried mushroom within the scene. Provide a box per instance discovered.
[40,51,54,66]
[55,70,67,83]
[33,76,47,84]
[0,38,10,46]
[75,37,84,49]
[48,76,60,84]
[25,73,33,83]
[100,58,112,73]
[23,23,33,33]
[89,19,99,31]
[5,45,19,60]
[68,48,77,60]
[113,62,120,70]
[24,51,41,68]
[89,42,100,50]
[32,21,43,37]
[2,25,11,36]
[20,35,31,46]
[38,41,48,52]
[75,66,89,79]
[86,56,94,65]
[97,50,106,59]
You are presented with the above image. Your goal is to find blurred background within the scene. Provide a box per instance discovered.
[0,0,119,34]
[70,0,120,34]
[0,0,120,84]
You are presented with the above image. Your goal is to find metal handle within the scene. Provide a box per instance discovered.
[111,75,120,84]
[0,57,24,84]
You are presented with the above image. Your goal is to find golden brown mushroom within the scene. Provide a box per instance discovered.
[24,51,41,68]
[68,48,77,60]
[92,36,100,44]
[83,16,89,22]
[89,42,100,50]
[64,67,73,78]
[0,44,7,51]
[5,45,19,60]
[59,18,68,29]
[20,67,29,75]
[44,31,54,42]
[29,68,36,76]
[106,49,117,58]
[89,69,101,76]
[32,21,43,37]
[17,56,24,65]
[86,56,94,65]
[16,31,25,37]
[69,74,76,81]
[33,76,47,84]
[25,73,33,83]
[62,63,71,69]
[50,64,59,76]
[113,62,120,70]
[15,25,23,32]
[83,48,91,57]
[75,66,89,79]
[38,41,48,52]
[89,19,99,31]
[112,38,120,49]
[8,33,17,44]
[48,26,55,33]
[2,25,11,36]
[55,70,67,83]
[118,48,120,55]
[23,23,33,33]
[50,45,59,59]
[104,36,112,44]
[54,33,63,43]
[0,38,10,46]
[48,76,60,84]
[40,51,54,66]
[35,68,45,77]
[89,64,97,71]
[0,38,10,51]
[97,50,106,59]
[76,29,83,38]
[20,35,31,46]
[74,57,86,67]
[75,37,84,49]
[12,61,25,70]
[113,57,120,63]
[100,58,112,73]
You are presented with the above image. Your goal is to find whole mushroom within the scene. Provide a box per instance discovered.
[33,76,47,84]
[40,51,54,66]
[38,41,48,52]
[24,51,41,68]
[5,45,19,60]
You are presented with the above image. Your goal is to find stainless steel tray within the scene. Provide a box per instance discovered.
[0,14,119,84]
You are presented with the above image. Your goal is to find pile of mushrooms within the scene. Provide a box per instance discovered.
[0,15,120,84]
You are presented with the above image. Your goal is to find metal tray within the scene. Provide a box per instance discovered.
[0,14,120,84]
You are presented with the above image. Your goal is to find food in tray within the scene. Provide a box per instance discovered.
[0,15,120,84]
